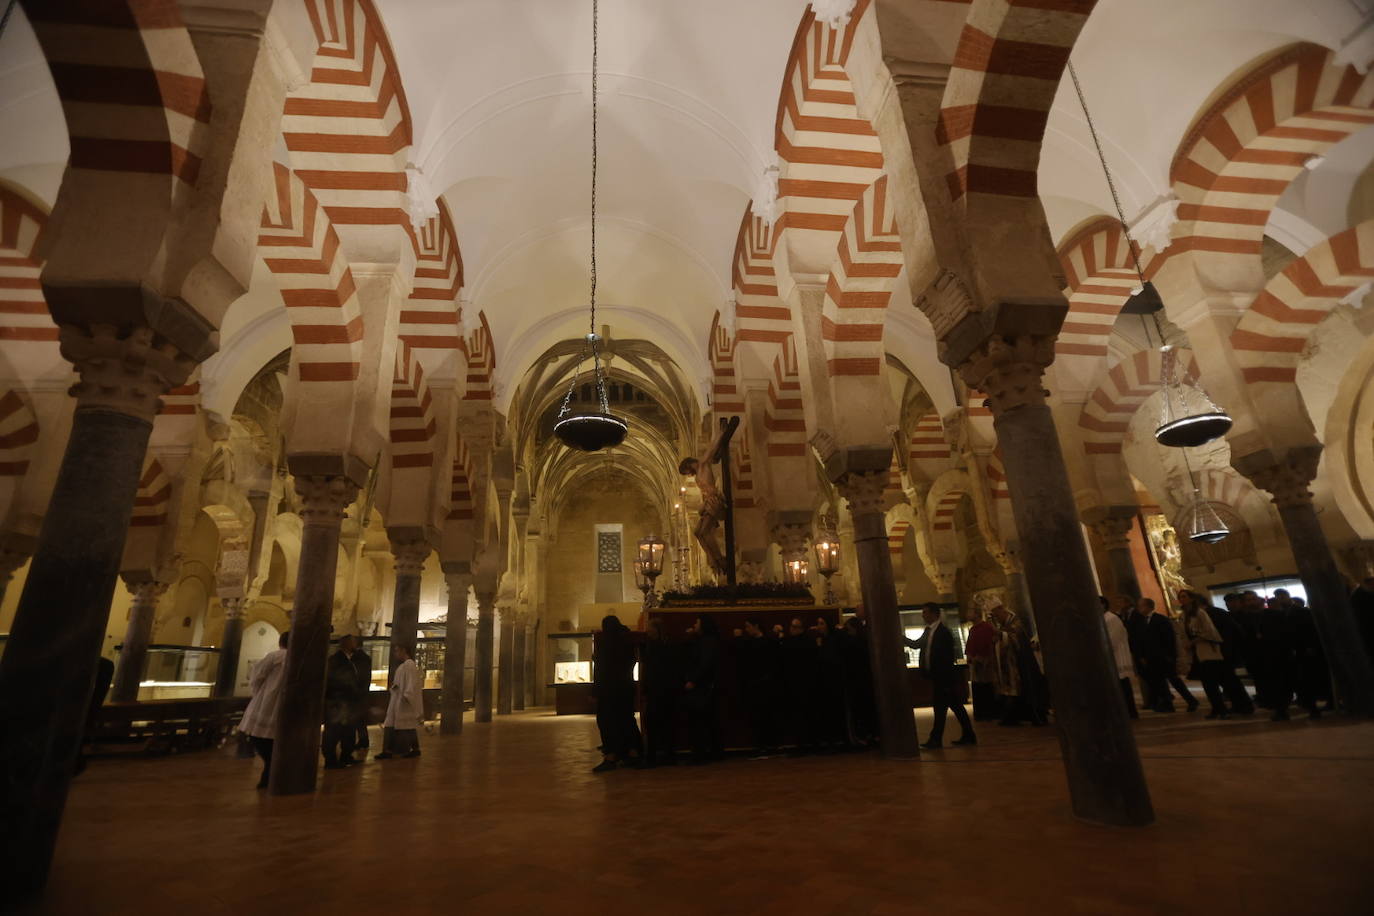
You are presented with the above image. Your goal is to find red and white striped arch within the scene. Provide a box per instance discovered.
[708,313,745,417]
[1078,347,1203,455]
[773,1,884,276]
[0,390,39,479]
[888,517,912,560]
[732,208,789,349]
[401,202,464,358]
[447,435,473,521]
[908,410,952,483]
[24,2,211,188]
[1056,217,1168,359]
[283,0,414,242]
[764,341,807,459]
[1194,467,1262,512]
[821,175,904,379]
[461,312,496,403]
[931,489,962,534]
[259,163,365,385]
[1171,44,1374,272]
[390,345,435,470]
[939,0,1094,203]
[131,458,171,528]
[0,185,55,347]
[732,426,758,511]
[1231,220,1374,385]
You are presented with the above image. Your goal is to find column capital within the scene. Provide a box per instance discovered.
[1234,446,1322,510]
[954,334,1056,417]
[387,527,432,577]
[836,469,888,519]
[1084,507,1137,552]
[121,575,169,605]
[770,522,811,561]
[474,590,497,611]
[60,324,197,423]
[293,475,359,527]
[219,596,248,621]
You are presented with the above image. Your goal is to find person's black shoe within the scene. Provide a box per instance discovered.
[1186,701,1200,712]
[920,740,942,750]
[322,761,345,770]
[1271,709,1290,722]
[374,752,395,760]
[591,758,618,773]
[953,735,977,746]
[256,778,269,789]
[339,756,358,766]
[402,750,421,758]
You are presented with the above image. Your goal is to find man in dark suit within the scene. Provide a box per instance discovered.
[917,603,975,749]
[322,634,369,768]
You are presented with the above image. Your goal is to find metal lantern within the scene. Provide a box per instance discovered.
[813,538,840,605]
[552,0,627,453]
[636,534,666,579]
[783,558,809,587]
[1154,346,1232,449]
[1178,493,1230,544]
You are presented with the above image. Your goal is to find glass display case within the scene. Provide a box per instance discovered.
[547,632,594,684]
[358,634,456,692]
[898,606,967,668]
[111,644,221,700]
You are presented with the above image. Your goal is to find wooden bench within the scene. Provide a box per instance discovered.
[89,697,249,757]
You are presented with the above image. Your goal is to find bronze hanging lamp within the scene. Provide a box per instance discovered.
[554,0,627,453]
[1176,449,1230,544]
[1069,63,1232,450]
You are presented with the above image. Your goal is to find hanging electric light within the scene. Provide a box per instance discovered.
[1069,63,1232,450]
[1176,448,1230,544]
[553,0,627,453]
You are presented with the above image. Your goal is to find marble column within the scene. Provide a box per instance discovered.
[497,606,515,715]
[958,334,1152,826]
[109,577,167,703]
[513,618,528,711]
[837,469,920,759]
[213,597,247,698]
[1239,447,1374,714]
[386,529,430,684]
[473,591,496,722]
[1086,507,1141,603]
[269,473,359,796]
[439,567,471,735]
[524,619,539,707]
[0,324,197,893]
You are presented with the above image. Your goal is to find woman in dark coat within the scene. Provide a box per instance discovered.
[639,618,682,766]
[592,615,640,773]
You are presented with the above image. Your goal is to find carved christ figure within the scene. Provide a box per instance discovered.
[678,421,734,580]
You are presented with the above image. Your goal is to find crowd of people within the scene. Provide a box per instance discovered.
[1101,587,1341,722]
[238,633,422,788]
[590,601,1051,772]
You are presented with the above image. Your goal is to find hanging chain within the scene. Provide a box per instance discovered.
[1068,61,1146,285]
[590,0,598,336]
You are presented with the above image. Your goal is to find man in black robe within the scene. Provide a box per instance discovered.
[322,634,368,768]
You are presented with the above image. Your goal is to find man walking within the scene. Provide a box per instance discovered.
[918,603,975,749]
[322,634,368,768]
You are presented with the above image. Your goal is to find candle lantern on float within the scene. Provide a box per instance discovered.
[783,558,810,588]
[635,534,666,608]
[814,538,840,605]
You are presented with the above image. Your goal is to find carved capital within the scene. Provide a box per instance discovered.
[924,562,958,596]
[123,576,169,609]
[388,529,432,577]
[771,523,810,561]
[1242,448,1322,510]
[837,469,888,519]
[955,335,1056,417]
[220,596,247,621]
[917,270,977,341]
[293,475,359,527]
[1089,515,1135,552]
[60,324,196,423]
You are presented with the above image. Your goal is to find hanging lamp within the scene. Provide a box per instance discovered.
[553,0,628,453]
[1069,63,1232,450]
[1176,448,1230,543]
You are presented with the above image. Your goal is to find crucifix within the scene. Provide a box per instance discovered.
[677,415,741,588]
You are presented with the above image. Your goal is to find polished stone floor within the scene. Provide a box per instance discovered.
[33,707,1374,915]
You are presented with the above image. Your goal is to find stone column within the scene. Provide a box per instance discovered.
[957,334,1152,826]
[473,590,496,722]
[386,529,430,684]
[524,618,539,707]
[269,473,359,796]
[110,577,167,703]
[0,324,197,893]
[497,605,515,715]
[513,616,528,711]
[837,469,920,759]
[1086,507,1141,603]
[213,597,247,698]
[1239,447,1374,714]
[439,567,471,735]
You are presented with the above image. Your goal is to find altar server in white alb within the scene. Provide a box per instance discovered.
[239,631,290,787]
[377,644,423,759]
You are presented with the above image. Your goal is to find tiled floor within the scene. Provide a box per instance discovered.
[31,707,1374,915]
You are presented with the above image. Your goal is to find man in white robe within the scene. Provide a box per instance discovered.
[238,632,289,787]
[377,644,423,759]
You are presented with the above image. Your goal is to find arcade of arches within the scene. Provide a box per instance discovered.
[1,0,1374,910]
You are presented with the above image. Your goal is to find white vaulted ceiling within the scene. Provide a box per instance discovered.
[376,0,809,400]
